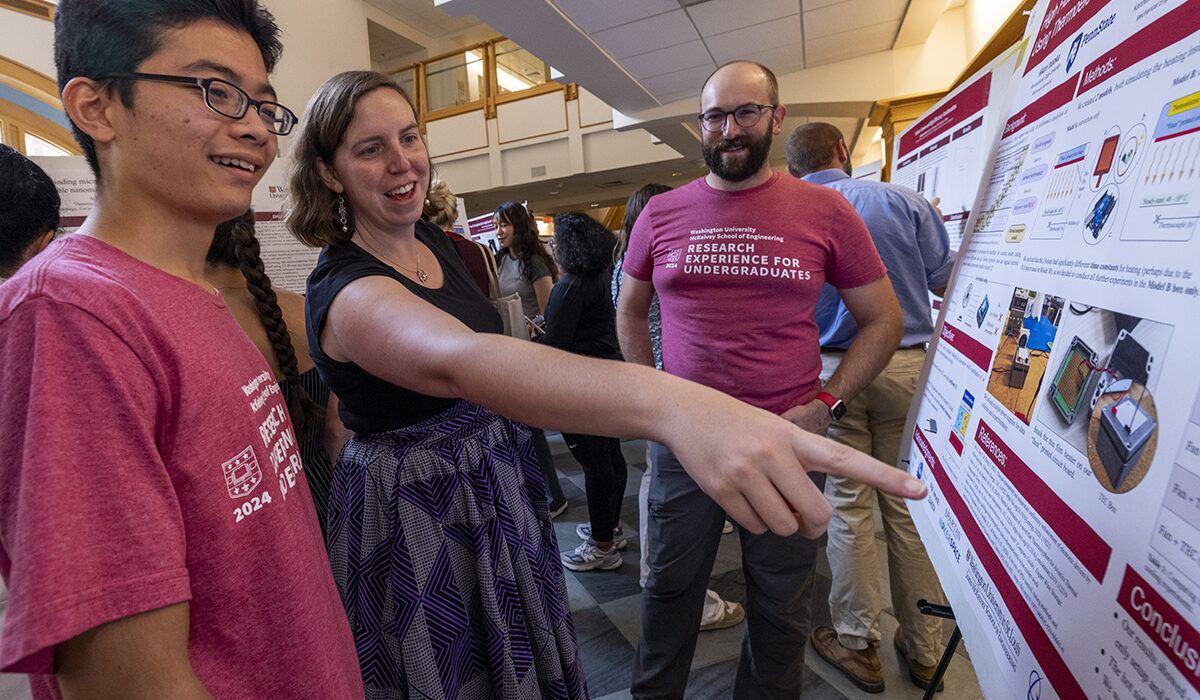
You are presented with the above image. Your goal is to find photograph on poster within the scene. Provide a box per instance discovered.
[1088,380,1158,492]
[986,287,1065,424]
[1038,306,1171,461]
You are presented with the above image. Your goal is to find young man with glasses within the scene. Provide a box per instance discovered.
[617,61,903,699]
[0,1,362,697]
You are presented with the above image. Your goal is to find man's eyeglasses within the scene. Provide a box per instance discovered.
[97,72,297,136]
[698,103,776,133]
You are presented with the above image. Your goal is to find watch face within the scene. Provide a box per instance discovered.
[831,401,848,421]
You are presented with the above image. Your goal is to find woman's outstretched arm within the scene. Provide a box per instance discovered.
[321,275,926,537]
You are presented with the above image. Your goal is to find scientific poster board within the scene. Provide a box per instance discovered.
[905,1,1200,698]
[31,155,95,235]
[893,43,1026,250]
[249,159,319,294]
[852,159,883,182]
[467,212,500,255]
[32,156,317,293]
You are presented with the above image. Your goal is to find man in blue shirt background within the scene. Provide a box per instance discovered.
[786,122,954,694]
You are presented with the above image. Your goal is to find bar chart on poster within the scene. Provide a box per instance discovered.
[904,1,1200,699]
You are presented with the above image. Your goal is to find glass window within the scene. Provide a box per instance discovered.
[424,49,484,112]
[494,40,549,95]
[25,133,71,156]
[392,67,416,108]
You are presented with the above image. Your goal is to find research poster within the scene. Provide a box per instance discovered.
[906,1,1200,699]
[892,43,1026,250]
[31,155,94,235]
[249,159,320,294]
[32,156,316,293]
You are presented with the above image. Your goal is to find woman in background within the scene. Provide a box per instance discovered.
[536,213,627,572]
[205,211,345,535]
[493,200,568,516]
[423,179,495,297]
[0,144,60,282]
[494,200,556,322]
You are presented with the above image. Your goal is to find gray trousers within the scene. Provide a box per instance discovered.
[632,443,824,699]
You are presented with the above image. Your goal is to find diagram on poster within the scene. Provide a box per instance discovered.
[904,2,1200,699]
[893,44,1026,250]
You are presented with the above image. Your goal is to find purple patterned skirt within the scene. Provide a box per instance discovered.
[327,401,587,699]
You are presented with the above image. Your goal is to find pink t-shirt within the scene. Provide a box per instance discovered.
[624,172,885,414]
[0,236,362,699]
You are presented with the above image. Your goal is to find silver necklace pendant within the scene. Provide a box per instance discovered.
[417,269,429,283]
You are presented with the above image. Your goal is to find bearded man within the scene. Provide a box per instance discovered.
[616,61,903,699]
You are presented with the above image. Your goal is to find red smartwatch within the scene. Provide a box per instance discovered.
[816,391,847,421]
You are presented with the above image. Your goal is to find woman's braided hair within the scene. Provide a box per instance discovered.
[209,211,323,436]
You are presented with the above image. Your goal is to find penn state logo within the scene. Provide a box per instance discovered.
[1066,33,1083,73]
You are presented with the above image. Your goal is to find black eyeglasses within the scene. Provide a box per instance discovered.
[698,103,776,132]
[98,72,297,135]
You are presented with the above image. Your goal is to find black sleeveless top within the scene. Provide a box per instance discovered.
[279,367,333,536]
[305,220,503,433]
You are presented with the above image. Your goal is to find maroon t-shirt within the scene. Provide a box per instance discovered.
[624,172,885,414]
[0,235,363,698]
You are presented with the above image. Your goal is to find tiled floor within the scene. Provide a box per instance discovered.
[547,435,986,700]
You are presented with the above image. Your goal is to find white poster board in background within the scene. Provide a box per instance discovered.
[250,159,318,294]
[450,196,470,238]
[31,155,94,235]
[905,1,1200,699]
[892,43,1026,250]
[851,159,882,182]
[467,212,500,255]
[32,156,316,294]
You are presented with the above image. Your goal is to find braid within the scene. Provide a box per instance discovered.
[230,216,324,436]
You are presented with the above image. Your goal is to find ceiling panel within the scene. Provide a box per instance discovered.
[623,40,714,81]
[592,10,700,60]
[551,0,681,34]
[802,0,905,39]
[732,43,807,79]
[368,0,483,38]
[686,0,800,36]
[804,21,897,66]
[638,63,719,104]
[705,14,803,65]
[367,19,425,64]
[800,0,846,9]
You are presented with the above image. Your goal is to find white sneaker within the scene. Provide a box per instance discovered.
[699,600,745,631]
[561,540,623,571]
[575,522,628,550]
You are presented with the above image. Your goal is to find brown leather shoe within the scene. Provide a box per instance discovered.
[893,630,945,692]
[810,626,884,693]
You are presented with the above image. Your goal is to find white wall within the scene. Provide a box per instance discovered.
[893,7,969,96]
[270,0,371,155]
[0,10,55,78]
[964,0,1025,60]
